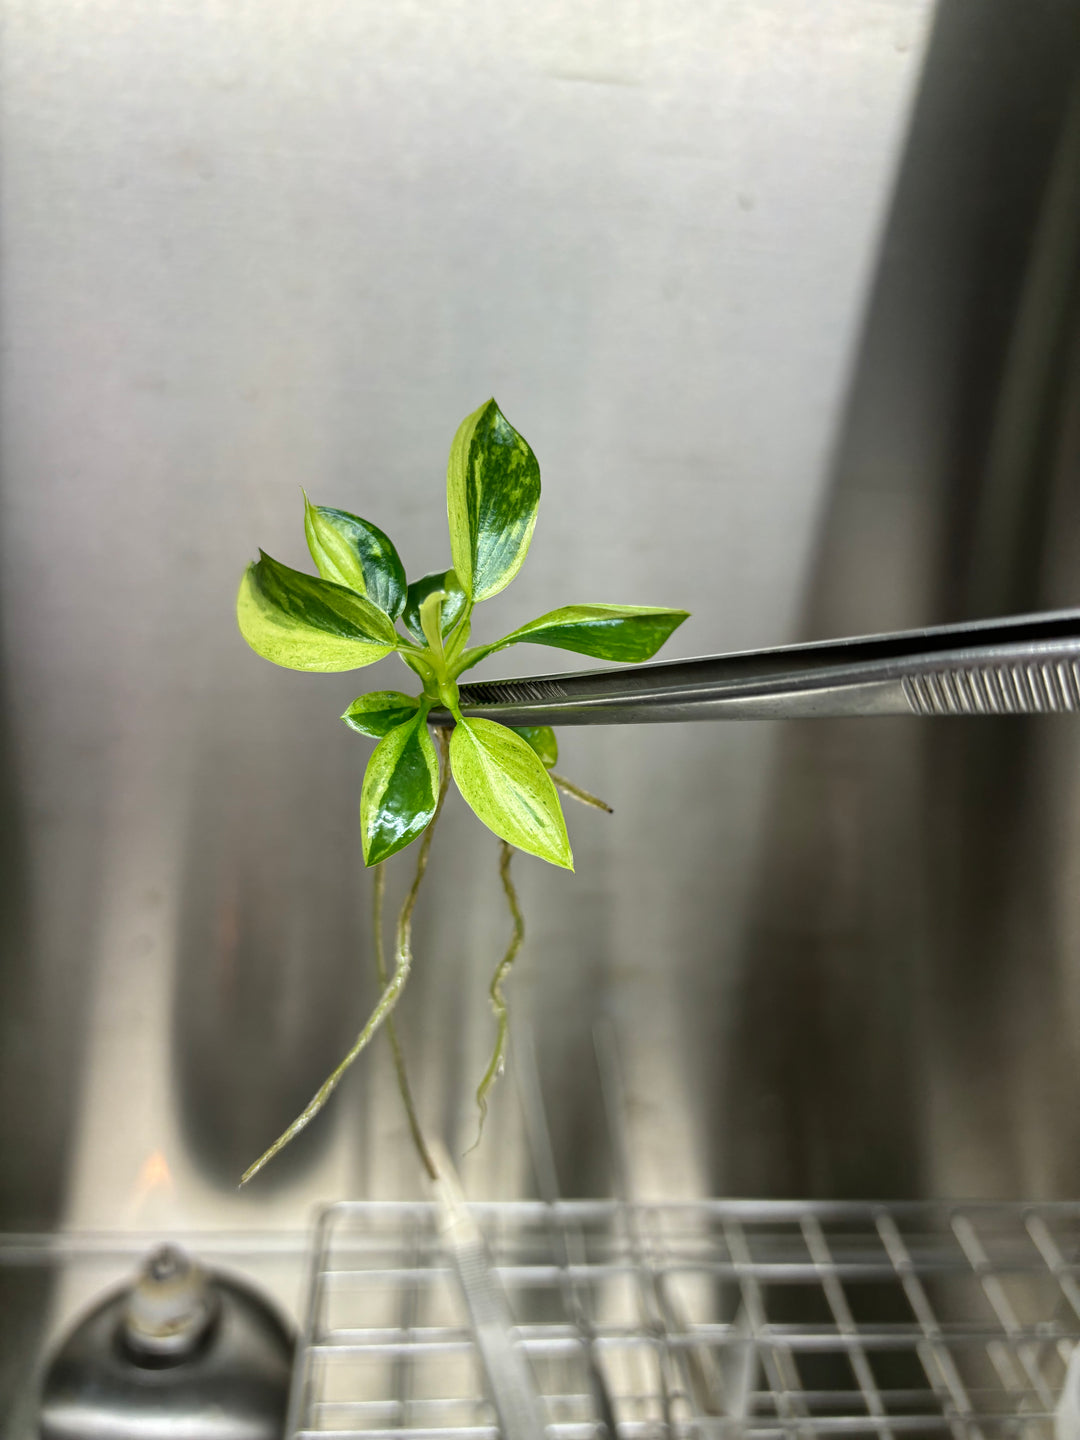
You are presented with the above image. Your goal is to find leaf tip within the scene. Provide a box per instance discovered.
[362,828,424,867]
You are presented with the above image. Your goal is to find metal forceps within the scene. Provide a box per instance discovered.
[430,608,1080,727]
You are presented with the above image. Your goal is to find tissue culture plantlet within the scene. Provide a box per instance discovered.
[236,399,688,1184]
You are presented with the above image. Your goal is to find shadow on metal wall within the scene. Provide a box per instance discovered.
[170,675,370,1190]
[0,663,44,1436]
[0,588,102,1411]
[720,0,1080,1201]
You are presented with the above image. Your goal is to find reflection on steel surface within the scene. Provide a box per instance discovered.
[7,0,1080,1411]
[290,1199,1080,1439]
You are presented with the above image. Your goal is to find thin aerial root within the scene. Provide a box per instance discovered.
[239,954,413,1186]
[373,863,438,1182]
[550,771,613,813]
[468,841,525,1151]
[240,728,451,1188]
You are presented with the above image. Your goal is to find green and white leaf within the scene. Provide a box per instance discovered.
[402,569,467,644]
[447,399,541,602]
[462,604,688,669]
[304,497,407,618]
[342,691,421,738]
[237,551,398,672]
[510,725,558,769]
[360,708,440,865]
[450,719,572,869]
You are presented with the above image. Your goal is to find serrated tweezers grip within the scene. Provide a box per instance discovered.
[461,678,568,706]
[903,659,1080,715]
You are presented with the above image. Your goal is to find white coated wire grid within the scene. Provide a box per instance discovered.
[287,1199,1080,1440]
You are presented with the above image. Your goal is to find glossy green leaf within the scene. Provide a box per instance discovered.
[304,498,407,618]
[510,725,558,769]
[464,604,689,668]
[360,708,439,865]
[342,691,421,738]
[237,551,398,672]
[447,399,541,602]
[402,570,467,643]
[450,719,572,869]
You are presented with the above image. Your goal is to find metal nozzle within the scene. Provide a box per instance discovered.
[121,1244,218,1362]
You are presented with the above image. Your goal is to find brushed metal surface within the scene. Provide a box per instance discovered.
[4,0,1080,1418]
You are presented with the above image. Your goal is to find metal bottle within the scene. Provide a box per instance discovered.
[38,1244,294,1440]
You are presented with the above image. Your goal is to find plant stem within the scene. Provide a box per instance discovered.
[372,862,438,1181]
[444,598,474,665]
[470,841,525,1149]
[240,727,452,1187]
[550,772,613,813]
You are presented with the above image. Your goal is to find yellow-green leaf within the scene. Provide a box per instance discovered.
[449,718,572,868]
[462,604,688,670]
[303,497,407,618]
[237,551,397,672]
[360,709,439,865]
[447,399,540,602]
[510,725,558,769]
[342,691,421,738]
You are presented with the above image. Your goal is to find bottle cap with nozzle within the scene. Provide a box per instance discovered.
[121,1243,218,1361]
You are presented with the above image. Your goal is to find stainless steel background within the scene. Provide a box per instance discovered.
[5,0,1080,1407]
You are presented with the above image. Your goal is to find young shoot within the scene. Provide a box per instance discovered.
[236,398,688,1183]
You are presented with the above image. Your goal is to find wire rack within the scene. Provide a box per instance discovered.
[288,1198,1080,1440]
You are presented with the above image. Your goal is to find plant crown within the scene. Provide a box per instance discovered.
[237,398,689,869]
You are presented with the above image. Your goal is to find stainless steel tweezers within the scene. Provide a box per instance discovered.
[429,608,1080,726]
